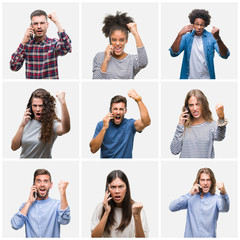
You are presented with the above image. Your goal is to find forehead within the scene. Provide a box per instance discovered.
[35,174,50,181]
[32,98,43,105]
[32,15,47,23]
[188,96,199,104]
[111,30,126,38]
[111,102,125,109]
[110,177,125,186]
[199,173,211,180]
[194,18,205,24]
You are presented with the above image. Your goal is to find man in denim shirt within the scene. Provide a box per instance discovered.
[169,9,230,79]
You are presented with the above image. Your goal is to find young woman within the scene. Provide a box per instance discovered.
[170,89,227,158]
[11,88,70,158]
[92,12,148,79]
[91,170,148,237]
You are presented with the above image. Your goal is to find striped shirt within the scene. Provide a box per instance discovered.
[92,46,148,79]
[170,121,226,158]
[10,32,72,79]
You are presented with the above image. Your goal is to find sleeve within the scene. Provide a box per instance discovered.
[140,208,149,237]
[213,38,230,59]
[11,203,27,230]
[169,34,186,57]
[217,193,230,212]
[91,203,103,231]
[53,120,61,135]
[169,193,192,212]
[133,46,148,76]
[10,44,26,71]
[93,122,103,139]
[92,54,109,79]
[170,124,184,155]
[54,31,72,56]
[58,205,71,225]
[212,121,226,141]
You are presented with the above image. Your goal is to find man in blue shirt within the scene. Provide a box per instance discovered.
[11,169,70,237]
[169,167,229,238]
[169,9,230,79]
[90,89,151,158]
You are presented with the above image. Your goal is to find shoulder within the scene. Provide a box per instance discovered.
[94,52,105,60]
[96,121,103,127]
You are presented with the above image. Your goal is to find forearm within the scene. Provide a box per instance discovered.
[54,20,64,33]
[169,193,191,212]
[60,102,70,134]
[171,34,182,53]
[20,201,32,216]
[170,125,184,155]
[137,101,151,127]
[134,215,145,237]
[100,59,109,73]
[90,128,107,153]
[133,32,143,48]
[91,212,109,237]
[217,39,228,57]
[11,125,25,150]
[10,45,26,71]
[60,192,69,210]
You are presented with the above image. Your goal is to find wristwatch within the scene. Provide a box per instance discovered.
[135,96,142,103]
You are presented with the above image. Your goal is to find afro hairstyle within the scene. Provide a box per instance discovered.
[188,9,211,27]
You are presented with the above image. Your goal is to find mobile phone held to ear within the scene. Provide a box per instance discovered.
[29,24,34,40]
[29,105,33,119]
[33,184,37,198]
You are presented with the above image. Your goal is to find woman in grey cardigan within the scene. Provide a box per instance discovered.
[170,89,227,158]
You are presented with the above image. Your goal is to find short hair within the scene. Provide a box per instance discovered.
[33,169,52,183]
[188,9,211,27]
[193,168,216,195]
[101,170,132,234]
[30,10,48,21]
[182,89,213,128]
[102,11,134,40]
[110,95,127,110]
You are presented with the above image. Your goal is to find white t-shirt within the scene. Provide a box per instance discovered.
[189,35,210,79]
[91,202,149,237]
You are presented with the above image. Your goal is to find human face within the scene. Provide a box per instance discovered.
[108,177,127,207]
[188,96,202,119]
[110,30,128,59]
[110,102,127,125]
[199,173,212,194]
[32,98,43,120]
[34,174,52,200]
[31,15,48,40]
[193,18,205,36]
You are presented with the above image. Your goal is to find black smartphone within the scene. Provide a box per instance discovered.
[33,184,37,198]
[30,24,34,40]
[198,182,203,192]
[29,105,33,119]
[106,185,112,203]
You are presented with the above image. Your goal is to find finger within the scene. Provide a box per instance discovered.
[107,197,112,202]
[197,184,202,188]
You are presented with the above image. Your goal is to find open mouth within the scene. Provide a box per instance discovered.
[114,116,121,124]
[114,196,121,201]
[114,47,122,54]
[39,188,46,195]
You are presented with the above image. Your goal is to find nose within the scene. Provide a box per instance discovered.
[36,106,40,111]
[117,109,120,114]
[37,23,41,28]
[193,105,197,111]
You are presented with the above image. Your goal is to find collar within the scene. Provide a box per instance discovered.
[35,197,51,204]
[31,36,49,45]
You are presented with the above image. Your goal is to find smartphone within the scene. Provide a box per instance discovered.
[106,185,112,203]
[29,24,34,40]
[33,184,37,198]
[198,182,203,192]
[109,38,112,55]
[29,105,33,119]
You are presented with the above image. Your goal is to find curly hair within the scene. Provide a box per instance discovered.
[102,11,134,39]
[188,9,211,27]
[182,89,213,128]
[27,89,60,143]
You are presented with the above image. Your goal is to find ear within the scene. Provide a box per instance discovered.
[46,22,49,29]
[50,182,53,189]
[126,38,128,44]
[125,108,127,114]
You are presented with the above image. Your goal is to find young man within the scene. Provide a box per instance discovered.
[169,9,230,79]
[10,10,72,79]
[11,169,70,237]
[90,89,151,158]
[169,168,229,238]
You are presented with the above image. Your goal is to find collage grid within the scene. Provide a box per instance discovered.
[0,0,239,239]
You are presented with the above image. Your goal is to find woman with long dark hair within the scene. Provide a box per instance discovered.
[92,12,148,79]
[11,88,70,158]
[91,170,148,237]
[170,89,228,158]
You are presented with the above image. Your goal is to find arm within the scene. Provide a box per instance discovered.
[169,193,192,212]
[11,108,31,150]
[214,104,227,141]
[90,113,113,153]
[211,27,229,58]
[48,12,72,56]
[91,191,112,237]
[56,92,70,136]
[170,25,193,55]
[216,182,230,212]
[132,202,145,237]
[128,89,151,132]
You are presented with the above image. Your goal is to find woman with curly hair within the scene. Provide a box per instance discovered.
[91,170,149,237]
[11,88,70,158]
[92,12,148,79]
[170,89,228,158]
[169,9,230,79]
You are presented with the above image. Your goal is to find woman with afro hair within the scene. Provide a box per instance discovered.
[170,9,230,79]
[92,12,148,79]
[11,89,70,158]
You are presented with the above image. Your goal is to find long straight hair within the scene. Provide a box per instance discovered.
[101,170,132,234]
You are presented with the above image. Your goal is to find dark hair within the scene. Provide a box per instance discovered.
[110,95,127,110]
[193,168,216,195]
[30,9,48,21]
[102,11,134,40]
[101,170,132,234]
[27,88,60,143]
[33,169,52,183]
[182,89,213,128]
[188,9,211,27]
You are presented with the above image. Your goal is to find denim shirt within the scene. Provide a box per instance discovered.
[169,29,230,79]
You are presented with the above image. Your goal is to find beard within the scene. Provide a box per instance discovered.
[37,188,50,200]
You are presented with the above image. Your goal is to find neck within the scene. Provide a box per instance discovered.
[37,195,49,201]
[192,117,205,126]
[113,52,127,60]
[35,35,46,42]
